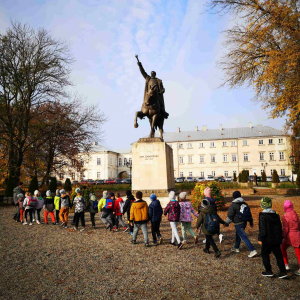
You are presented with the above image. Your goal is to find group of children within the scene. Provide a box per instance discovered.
[13,185,300,278]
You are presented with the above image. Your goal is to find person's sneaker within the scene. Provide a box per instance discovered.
[131,240,137,244]
[32,219,35,222]
[219,234,223,244]
[285,264,290,270]
[114,227,118,232]
[129,232,133,235]
[231,248,240,253]
[123,227,128,232]
[29,223,32,226]
[37,221,41,225]
[153,241,157,246]
[215,251,221,258]
[145,243,149,247]
[262,271,274,277]
[278,272,288,279]
[60,221,65,227]
[294,270,300,276]
[158,237,163,245]
[248,250,258,258]
[170,241,176,246]
[203,239,206,244]
[194,236,198,244]
[106,223,110,229]
[177,243,184,250]
[80,228,85,232]
[182,241,187,245]
[73,227,78,230]
[203,248,210,254]
[64,225,67,228]
[23,222,28,225]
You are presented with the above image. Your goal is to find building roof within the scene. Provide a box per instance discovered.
[91,144,115,153]
[114,148,132,154]
[156,126,287,143]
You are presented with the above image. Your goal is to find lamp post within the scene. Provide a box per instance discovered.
[261,162,268,171]
[126,161,132,184]
[289,155,295,184]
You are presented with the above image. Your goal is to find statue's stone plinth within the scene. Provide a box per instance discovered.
[131,140,175,197]
[137,137,164,143]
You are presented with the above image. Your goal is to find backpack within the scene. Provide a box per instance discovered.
[92,200,98,211]
[119,200,125,214]
[236,203,252,222]
[204,213,219,234]
[106,199,113,209]
[28,197,37,208]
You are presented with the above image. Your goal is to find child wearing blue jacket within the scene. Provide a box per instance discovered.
[149,194,163,245]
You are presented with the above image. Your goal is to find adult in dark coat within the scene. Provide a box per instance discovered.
[13,182,24,222]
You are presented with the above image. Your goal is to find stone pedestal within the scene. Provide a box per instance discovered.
[131,138,175,196]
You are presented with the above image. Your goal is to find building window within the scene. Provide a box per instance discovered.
[270,152,274,161]
[97,172,101,179]
[281,169,285,175]
[179,143,183,149]
[259,140,263,145]
[180,172,184,177]
[223,142,227,147]
[124,158,127,165]
[269,139,273,145]
[244,154,248,162]
[199,142,204,148]
[71,173,75,179]
[189,172,193,177]
[223,154,228,162]
[232,154,237,162]
[210,142,215,147]
[279,152,284,160]
[279,138,283,144]
[224,171,228,177]
[188,156,193,163]
[200,156,204,163]
[129,158,132,165]
[97,158,101,165]
[211,155,216,163]
[179,156,183,164]
[201,171,204,177]
[243,140,248,146]
[212,171,215,176]
[118,158,122,166]
[188,143,192,149]
[231,141,236,146]
[260,153,264,161]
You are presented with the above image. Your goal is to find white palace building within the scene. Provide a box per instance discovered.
[59,123,292,181]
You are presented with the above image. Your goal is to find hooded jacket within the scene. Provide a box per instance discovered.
[226,197,253,226]
[35,196,44,210]
[179,201,199,222]
[164,200,181,222]
[258,210,283,245]
[54,195,61,210]
[60,195,71,208]
[13,186,24,204]
[113,197,124,216]
[44,196,55,212]
[98,197,107,212]
[149,199,163,222]
[282,209,300,248]
[130,199,149,223]
[196,206,225,235]
[87,199,98,214]
[123,194,135,220]
[73,196,86,213]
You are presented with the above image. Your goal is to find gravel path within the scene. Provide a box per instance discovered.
[1,196,300,300]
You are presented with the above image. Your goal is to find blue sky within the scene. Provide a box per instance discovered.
[0,0,285,150]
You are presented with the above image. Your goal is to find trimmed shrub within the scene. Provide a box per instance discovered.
[272,170,280,183]
[241,170,248,183]
[262,170,266,182]
[233,172,237,182]
[49,177,57,193]
[191,181,225,211]
[296,170,300,188]
[238,173,241,182]
[28,175,39,194]
[64,178,72,192]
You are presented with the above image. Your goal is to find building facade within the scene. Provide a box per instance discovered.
[57,124,292,181]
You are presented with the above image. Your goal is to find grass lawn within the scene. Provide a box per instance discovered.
[0,195,299,299]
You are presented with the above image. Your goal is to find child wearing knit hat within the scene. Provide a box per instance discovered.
[258,197,288,278]
[281,200,300,276]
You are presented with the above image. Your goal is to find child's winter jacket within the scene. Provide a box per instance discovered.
[60,195,71,208]
[282,209,300,248]
[179,201,199,222]
[130,200,149,223]
[35,196,44,209]
[44,196,55,212]
[113,197,124,216]
[16,197,25,209]
[87,199,98,214]
[23,197,36,210]
[54,195,61,210]
[149,199,163,223]
[73,196,86,213]
[164,200,181,222]
[123,194,135,220]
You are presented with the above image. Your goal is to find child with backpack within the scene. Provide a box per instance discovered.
[196,199,227,257]
[23,192,37,225]
[34,190,44,225]
[104,192,116,231]
[73,188,86,231]
[54,189,61,224]
[44,190,56,225]
[281,200,300,276]
[15,193,25,224]
[258,197,288,278]
[86,194,98,229]
[179,192,199,245]
[149,193,163,245]
[164,191,183,250]
[225,191,257,258]
[123,190,135,235]
[98,191,111,229]
[113,192,127,232]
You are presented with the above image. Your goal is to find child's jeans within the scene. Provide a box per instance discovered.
[59,207,69,225]
[45,211,55,223]
[90,212,96,227]
[132,222,149,243]
[55,210,60,223]
[205,234,219,253]
[115,215,126,228]
[74,211,85,228]
[151,221,161,242]
[25,209,33,223]
[234,223,255,251]
[261,243,286,273]
[35,209,42,222]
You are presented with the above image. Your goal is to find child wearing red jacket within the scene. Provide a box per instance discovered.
[113,193,128,232]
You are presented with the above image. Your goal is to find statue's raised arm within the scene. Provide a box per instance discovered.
[135,54,149,79]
